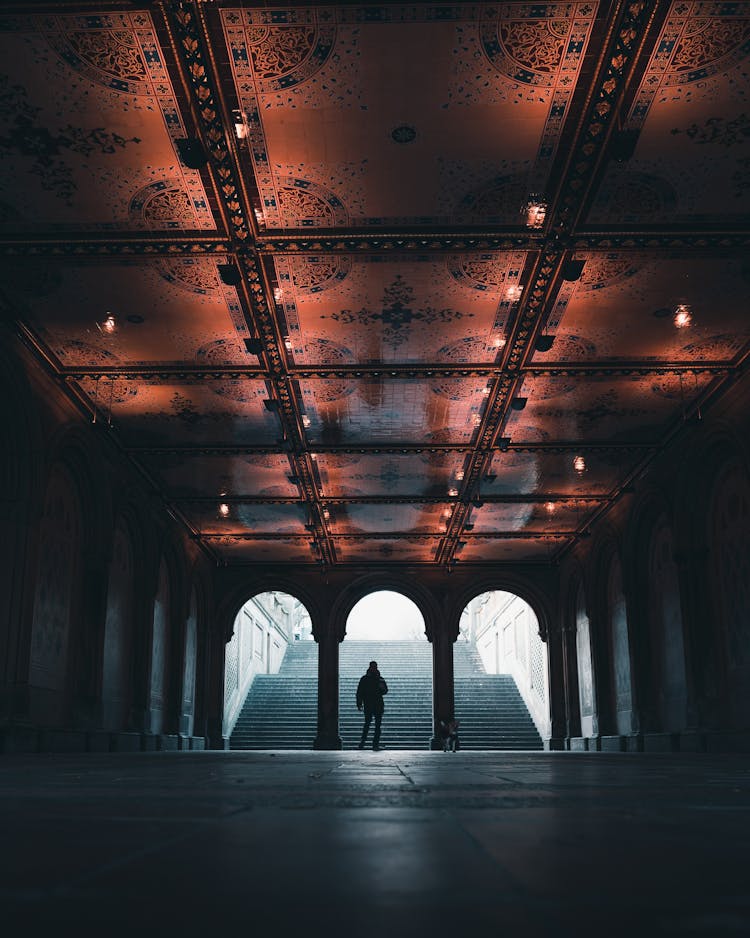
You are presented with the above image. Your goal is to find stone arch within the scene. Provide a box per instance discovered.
[330,574,440,644]
[672,426,749,725]
[624,489,688,733]
[217,575,324,646]
[445,572,554,645]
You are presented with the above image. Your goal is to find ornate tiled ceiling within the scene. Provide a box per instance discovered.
[2,1,749,568]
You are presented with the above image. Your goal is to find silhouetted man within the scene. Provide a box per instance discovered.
[356,660,388,750]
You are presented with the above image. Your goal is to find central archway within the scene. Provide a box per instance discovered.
[340,590,432,749]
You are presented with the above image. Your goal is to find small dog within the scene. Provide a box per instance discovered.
[441,718,460,752]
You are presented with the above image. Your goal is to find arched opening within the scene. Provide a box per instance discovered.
[460,591,548,747]
[224,591,313,748]
[341,590,431,750]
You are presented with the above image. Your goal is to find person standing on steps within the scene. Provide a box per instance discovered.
[356,660,388,750]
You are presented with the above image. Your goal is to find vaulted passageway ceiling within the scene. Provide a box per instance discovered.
[2,1,749,568]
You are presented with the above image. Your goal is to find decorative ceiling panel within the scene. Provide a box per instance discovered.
[0,12,214,231]
[222,3,598,227]
[484,450,643,496]
[542,255,750,362]
[587,3,750,224]
[5,2,747,568]
[458,537,566,562]
[6,260,248,365]
[277,253,524,364]
[301,376,487,444]
[80,379,278,446]
[142,454,297,499]
[316,452,466,497]
[333,503,448,535]
[334,537,438,563]
[209,537,315,563]
[507,373,714,443]
[470,500,602,534]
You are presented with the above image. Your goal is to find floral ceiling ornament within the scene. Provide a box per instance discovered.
[322,276,474,349]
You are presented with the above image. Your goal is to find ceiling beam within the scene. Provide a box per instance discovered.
[59,361,736,380]
[128,441,656,456]
[3,228,748,257]
[174,494,611,505]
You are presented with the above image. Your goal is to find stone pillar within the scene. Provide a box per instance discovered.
[205,625,228,750]
[72,554,111,729]
[545,626,567,750]
[674,547,712,730]
[561,623,582,742]
[313,623,342,750]
[430,623,455,750]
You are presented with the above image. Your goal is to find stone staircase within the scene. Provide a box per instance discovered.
[229,640,543,750]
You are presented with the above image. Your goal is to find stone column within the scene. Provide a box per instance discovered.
[545,626,567,750]
[313,623,342,750]
[205,625,228,750]
[430,623,455,750]
[561,623,582,742]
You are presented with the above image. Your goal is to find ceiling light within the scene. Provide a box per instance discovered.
[439,523,447,533]
[218,503,230,518]
[254,207,265,226]
[448,487,458,498]
[323,509,330,521]
[232,109,247,140]
[302,415,311,428]
[273,286,283,304]
[545,501,556,514]
[443,507,452,518]
[493,336,507,349]
[524,196,547,229]
[455,470,464,481]
[283,336,293,350]
[674,304,692,328]
[573,455,586,474]
[506,285,523,301]
[472,413,482,426]
[535,334,555,353]
[97,313,117,335]
[310,453,317,461]
[482,385,491,396]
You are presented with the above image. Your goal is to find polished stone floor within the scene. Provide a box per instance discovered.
[2,751,749,937]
